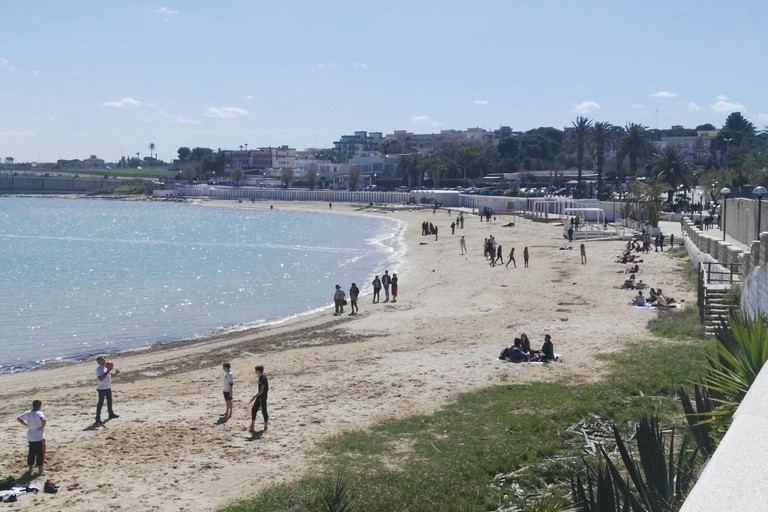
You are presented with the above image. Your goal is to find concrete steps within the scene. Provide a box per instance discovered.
[703,288,739,335]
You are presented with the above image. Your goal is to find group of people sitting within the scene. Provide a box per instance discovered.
[620,273,647,290]
[631,288,677,308]
[499,334,557,363]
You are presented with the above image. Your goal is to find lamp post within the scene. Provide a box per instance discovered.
[720,187,731,241]
[699,192,704,226]
[754,186,767,241]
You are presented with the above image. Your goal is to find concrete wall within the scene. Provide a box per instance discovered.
[723,197,768,247]
[681,217,750,275]
[0,175,121,192]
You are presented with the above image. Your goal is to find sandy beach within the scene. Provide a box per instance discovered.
[0,200,694,511]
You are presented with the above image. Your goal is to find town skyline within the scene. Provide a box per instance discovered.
[2,0,768,163]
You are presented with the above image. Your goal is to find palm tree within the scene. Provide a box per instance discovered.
[618,123,655,177]
[652,145,693,203]
[591,121,615,199]
[148,142,156,160]
[565,116,592,197]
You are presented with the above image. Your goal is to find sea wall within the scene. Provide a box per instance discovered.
[0,175,122,193]
[723,197,768,247]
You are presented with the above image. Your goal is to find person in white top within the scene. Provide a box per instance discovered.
[222,363,234,418]
[95,355,120,424]
[17,400,46,475]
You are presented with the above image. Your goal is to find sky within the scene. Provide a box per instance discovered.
[2,0,768,163]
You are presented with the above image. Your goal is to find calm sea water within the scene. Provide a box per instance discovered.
[0,197,402,371]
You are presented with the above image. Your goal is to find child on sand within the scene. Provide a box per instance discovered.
[222,363,234,418]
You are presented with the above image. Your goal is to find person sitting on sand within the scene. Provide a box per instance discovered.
[521,333,541,359]
[540,334,556,362]
[655,289,676,306]
[635,279,647,290]
[624,263,640,274]
[632,290,646,306]
[648,288,659,303]
[622,274,636,289]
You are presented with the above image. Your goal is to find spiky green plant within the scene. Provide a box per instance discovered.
[314,471,357,512]
[678,385,716,458]
[571,417,702,512]
[700,313,768,428]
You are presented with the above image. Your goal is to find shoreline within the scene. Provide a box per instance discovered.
[0,197,406,374]
[0,199,693,511]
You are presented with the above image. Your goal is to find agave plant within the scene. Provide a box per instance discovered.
[571,417,703,512]
[314,471,357,512]
[700,313,768,429]
[678,385,716,458]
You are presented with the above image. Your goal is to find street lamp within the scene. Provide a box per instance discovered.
[720,187,731,241]
[754,186,767,241]
[699,192,704,227]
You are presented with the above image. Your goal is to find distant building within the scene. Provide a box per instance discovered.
[82,155,106,167]
[223,145,296,172]
[654,131,716,165]
[332,131,384,159]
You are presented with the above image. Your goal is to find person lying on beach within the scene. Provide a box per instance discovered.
[624,264,641,273]
[632,291,646,306]
[635,279,648,290]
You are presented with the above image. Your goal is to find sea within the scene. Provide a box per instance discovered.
[0,197,403,372]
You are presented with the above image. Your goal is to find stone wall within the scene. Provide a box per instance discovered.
[0,175,121,193]
[723,197,768,247]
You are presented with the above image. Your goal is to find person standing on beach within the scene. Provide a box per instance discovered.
[495,245,504,266]
[248,366,269,433]
[434,225,439,241]
[506,247,516,268]
[349,282,360,315]
[372,275,382,303]
[17,400,46,475]
[222,363,234,418]
[451,221,455,235]
[329,203,332,209]
[382,271,392,303]
[333,285,345,315]
[568,225,574,243]
[670,233,674,249]
[95,356,120,424]
[580,243,587,264]
[459,236,467,255]
[523,246,529,268]
[391,273,398,303]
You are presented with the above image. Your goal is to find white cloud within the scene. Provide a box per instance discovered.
[171,115,200,125]
[0,58,8,68]
[245,94,254,100]
[32,70,41,77]
[687,102,702,112]
[354,62,368,69]
[204,107,249,118]
[0,58,15,72]
[716,94,729,101]
[756,113,768,123]
[474,100,489,106]
[411,115,441,127]
[630,104,645,109]
[650,91,678,98]
[0,130,34,137]
[155,7,179,15]
[102,97,143,108]
[711,99,745,113]
[572,101,600,114]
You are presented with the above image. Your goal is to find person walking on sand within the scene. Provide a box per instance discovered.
[95,356,120,424]
[523,246,529,268]
[333,285,345,315]
[506,247,516,268]
[580,243,587,264]
[221,363,234,418]
[382,270,392,302]
[459,235,467,255]
[349,282,360,315]
[495,245,504,265]
[372,275,382,303]
[451,221,455,235]
[248,365,269,433]
[391,273,398,302]
[17,400,46,475]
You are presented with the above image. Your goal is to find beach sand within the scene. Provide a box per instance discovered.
[0,200,693,511]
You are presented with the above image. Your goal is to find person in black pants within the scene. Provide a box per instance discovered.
[248,365,269,433]
[17,400,46,475]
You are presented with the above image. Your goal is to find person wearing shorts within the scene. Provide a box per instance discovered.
[249,365,269,433]
[17,400,46,475]
[222,363,234,418]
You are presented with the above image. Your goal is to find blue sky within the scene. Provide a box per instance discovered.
[2,0,768,163]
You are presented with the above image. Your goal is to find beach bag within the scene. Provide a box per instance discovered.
[498,348,510,360]
[342,299,348,305]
